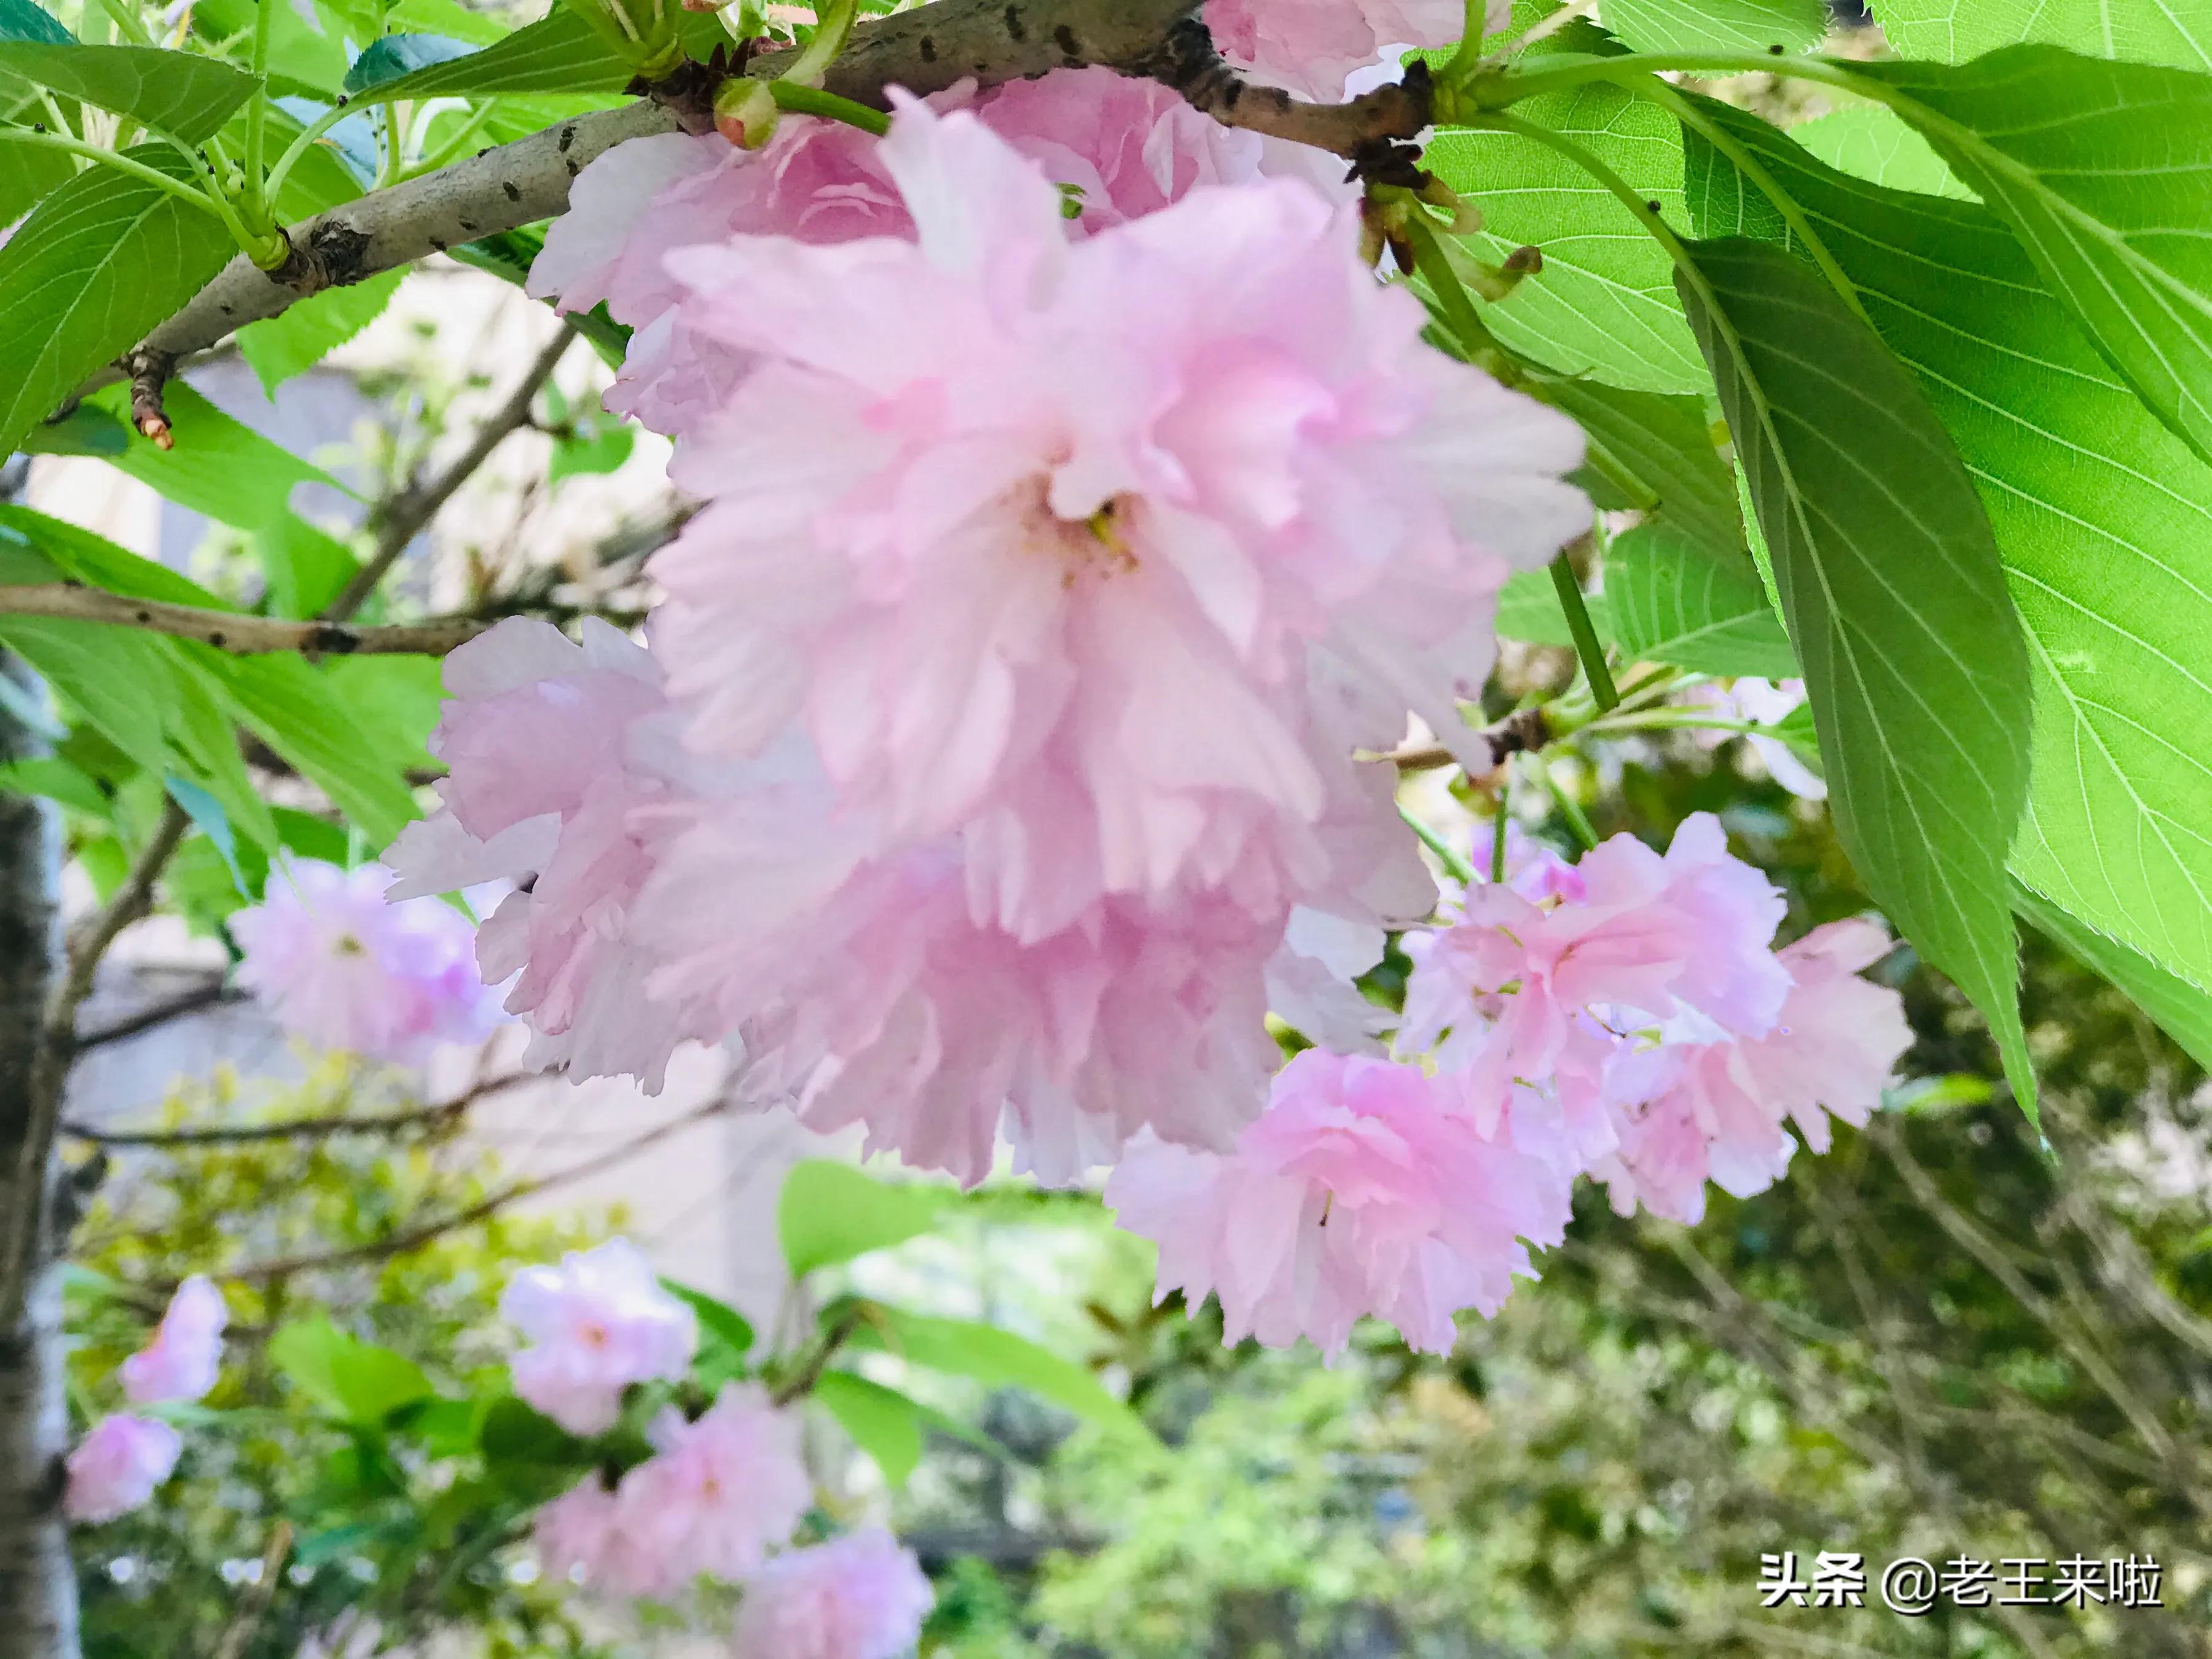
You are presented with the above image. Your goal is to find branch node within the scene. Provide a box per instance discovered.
[122,348,178,450]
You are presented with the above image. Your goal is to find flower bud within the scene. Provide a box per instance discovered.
[713,76,780,149]
[563,0,684,80]
[1461,243,1542,302]
[1417,174,1483,236]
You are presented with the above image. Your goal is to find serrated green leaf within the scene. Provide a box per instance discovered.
[270,1318,434,1424]
[0,150,235,461]
[852,1306,1147,1440]
[2015,884,2212,1068]
[0,43,259,141]
[1598,0,1827,57]
[779,1161,947,1280]
[1869,0,2212,68]
[0,0,73,45]
[1676,235,2037,1116]
[237,267,404,396]
[345,7,627,100]
[0,135,73,229]
[16,403,127,456]
[1604,520,1797,676]
[1789,106,1971,198]
[195,0,347,96]
[1427,78,1709,395]
[1856,47,2212,471]
[1681,98,2212,1002]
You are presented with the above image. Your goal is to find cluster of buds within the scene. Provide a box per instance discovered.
[566,0,688,80]
[1362,171,1539,297]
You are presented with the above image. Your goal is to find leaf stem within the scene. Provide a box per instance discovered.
[1548,552,1618,711]
[90,0,154,44]
[1400,804,1477,885]
[1489,782,1510,884]
[261,98,361,206]
[1540,759,1600,851]
[0,128,232,218]
[767,79,890,135]
[1456,47,1872,114]
[775,0,860,87]
[244,0,273,221]
[401,99,501,179]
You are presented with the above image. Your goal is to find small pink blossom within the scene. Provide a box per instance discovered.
[1402,812,1789,1113]
[384,619,723,1092]
[231,859,503,1065]
[535,1475,668,1596]
[1590,920,1911,1222]
[653,100,1584,941]
[617,1385,814,1591]
[501,1238,699,1436]
[119,1274,226,1405]
[732,1529,936,1659]
[1205,0,1501,98]
[64,1414,181,1524]
[1106,1049,1575,1358]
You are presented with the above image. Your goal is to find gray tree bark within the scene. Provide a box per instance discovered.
[0,456,76,1659]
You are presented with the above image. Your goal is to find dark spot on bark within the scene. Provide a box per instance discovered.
[565,158,581,177]
[1054,23,1080,56]
[503,181,522,202]
[458,218,479,232]
[429,237,447,251]
[1269,85,1292,108]
[206,632,226,648]
[558,125,576,152]
[919,34,937,61]
[134,610,151,623]
[1003,4,1026,42]
[219,304,235,315]
[308,626,359,654]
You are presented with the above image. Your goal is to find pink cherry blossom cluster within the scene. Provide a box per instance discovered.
[391,84,1590,1185]
[232,858,506,1065]
[65,1276,227,1524]
[509,1241,933,1650]
[1108,815,1913,1357]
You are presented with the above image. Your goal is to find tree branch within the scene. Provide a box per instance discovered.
[0,802,189,1325]
[208,1095,729,1284]
[91,0,1425,397]
[324,320,581,622]
[0,588,486,656]
[63,1070,532,1147]
[71,978,238,1051]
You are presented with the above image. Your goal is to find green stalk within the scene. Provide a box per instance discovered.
[261,98,359,208]
[0,128,233,216]
[775,0,860,86]
[243,0,274,221]
[768,79,890,135]
[1453,47,1872,114]
[1548,553,1619,712]
[1400,804,1477,885]
[402,100,501,180]
[91,0,153,44]
[1489,782,1511,885]
[1542,761,1601,851]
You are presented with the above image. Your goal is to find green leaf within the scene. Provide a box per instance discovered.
[1674,236,2038,1115]
[1604,520,1797,676]
[0,43,260,142]
[549,411,634,485]
[0,0,73,45]
[812,1371,926,1485]
[659,1277,755,1387]
[387,0,511,45]
[344,32,474,93]
[269,1318,434,1424]
[779,1161,947,1280]
[85,380,355,528]
[236,267,404,396]
[476,1394,590,1469]
[852,1307,1148,1440]
[1789,107,1972,199]
[1857,47,2212,471]
[15,403,127,457]
[1427,76,1709,395]
[2015,884,2212,1069]
[0,756,109,815]
[344,7,632,100]
[195,0,347,96]
[1537,377,1746,560]
[1598,0,1827,57]
[0,149,235,462]
[1494,563,1603,646]
[163,772,246,892]
[1681,99,2212,1002]
[0,133,73,228]
[1869,0,2212,69]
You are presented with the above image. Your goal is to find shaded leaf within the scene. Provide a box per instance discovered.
[852,1306,1148,1440]
[1869,0,2212,69]
[2015,884,2212,1069]
[0,42,259,141]
[342,32,473,93]
[270,1318,434,1424]
[237,267,404,396]
[1598,0,1828,57]
[1604,520,1797,676]
[779,1161,947,1281]
[1676,235,2037,1115]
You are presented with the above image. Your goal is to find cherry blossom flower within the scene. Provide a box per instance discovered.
[732,1530,936,1659]
[1106,1049,1575,1357]
[1589,920,1912,1222]
[384,618,723,1092]
[119,1274,226,1405]
[1401,812,1789,1113]
[653,100,1585,943]
[500,1238,699,1435]
[1205,0,1502,98]
[535,1475,668,1596]
[1681,677,1826,801]
[231,858,503,1065]
[63,1414,181,1524]
[530,71,1265,437]
[616,1386,814,1591]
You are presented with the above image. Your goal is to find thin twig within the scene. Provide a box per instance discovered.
[1387,705,1553,774]
[65,1069,533,1147]
[324,320,580,622]
[210,1096,729,1285]
[210,1521,294,1659]
[0,802,189,1325]
[0,588,487,656]
[772,1303,869,1407]
[72,977,237,1050]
